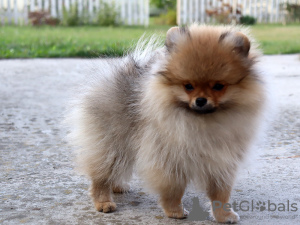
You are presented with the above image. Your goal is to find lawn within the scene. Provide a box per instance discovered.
[250,24,300,54]
[0,24,299,58]
[0,25,170,58]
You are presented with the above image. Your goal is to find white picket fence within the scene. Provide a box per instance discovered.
[177,0,300,25]
[0,0,149,26]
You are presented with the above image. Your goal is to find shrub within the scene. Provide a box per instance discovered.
[56,1,121,26]
[28,10,60,26]
[165,9,177,25]
[61,3,80,26]
[240,15,256,25]
[154,9,177,25]
[96,1,120,26]
[285,3,300,23]
[150,0,176,11]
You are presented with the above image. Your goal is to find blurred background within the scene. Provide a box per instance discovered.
[0,0,299,58]
[0,2,299,224]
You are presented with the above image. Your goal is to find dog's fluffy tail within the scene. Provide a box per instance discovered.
[129,33,166,68]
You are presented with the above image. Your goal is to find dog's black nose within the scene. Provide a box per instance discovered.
[195,98,207,107]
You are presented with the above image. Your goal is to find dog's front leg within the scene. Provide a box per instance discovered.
[159,180,188,219]
[207,178,239,223]
[145,168,188,219]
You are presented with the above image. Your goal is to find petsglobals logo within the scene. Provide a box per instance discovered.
[187,197,299,222]
[212,200,298,212]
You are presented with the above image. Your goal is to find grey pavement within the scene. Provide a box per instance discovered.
[0,55,299,225]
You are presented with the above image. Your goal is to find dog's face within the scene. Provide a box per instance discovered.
[162,25,255,114]
[182,81,227,114]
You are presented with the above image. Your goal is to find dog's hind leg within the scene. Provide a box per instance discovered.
[89,152,134,212]
[112,182,130,193]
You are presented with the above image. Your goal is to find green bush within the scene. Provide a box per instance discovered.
[286,3,300,23]
[165,9,177,25]
[240,15,256,25]
[154,9,177,25]
[61,3,80,26]
[96,1,120,26]
[60,1,120,26]
[150,0,176,11]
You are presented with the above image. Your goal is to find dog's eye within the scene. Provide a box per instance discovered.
[184,84,194,91]
[212,83,224,91]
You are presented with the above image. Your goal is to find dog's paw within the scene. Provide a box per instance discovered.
[214,209,239,224]
[94,201,117,213]
[112,183,130,193]
[165,205,189,219]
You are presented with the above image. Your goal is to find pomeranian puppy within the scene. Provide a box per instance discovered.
[67,24,265,223]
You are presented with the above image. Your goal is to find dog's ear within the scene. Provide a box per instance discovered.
[165,26,189,52]
[219,31,250,57]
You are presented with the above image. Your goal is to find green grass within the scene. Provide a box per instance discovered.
[250,24,300,54]
[0,25,170,58]
[0,24,299,58]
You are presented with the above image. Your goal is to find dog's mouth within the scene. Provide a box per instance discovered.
[177,102,217,115]
[190,105,216,114]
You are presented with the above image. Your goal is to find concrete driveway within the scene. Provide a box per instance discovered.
[0,55,299,225]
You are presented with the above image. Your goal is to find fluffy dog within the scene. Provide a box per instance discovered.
[67,24,266,223]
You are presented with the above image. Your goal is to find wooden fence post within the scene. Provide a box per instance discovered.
[45,0,49,12]
[14,0,18,25]
[183,0,187,24]
[37,0,42,10]
[138,0,142,25]
[200,0,204,23]
[7,0,12,24]
[189,0,193,23]
[177,0,181,25]
[24,0,28,25]
[145,0,149,26]
[30,0,35,12]
[51,0,57,18]
[0,0,4,25]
